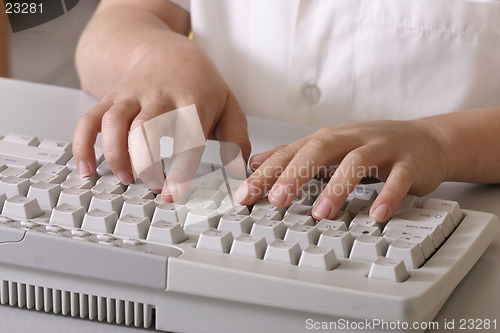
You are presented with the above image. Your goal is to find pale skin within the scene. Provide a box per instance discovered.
[74,0,500,223]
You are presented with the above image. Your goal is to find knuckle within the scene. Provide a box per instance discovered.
[270,148,295,165]
[381,185,407,202]
[345,149,369,167]
[314,126,333,137]
[305,138,329,155]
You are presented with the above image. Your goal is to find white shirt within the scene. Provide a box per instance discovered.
[171,0,500,127]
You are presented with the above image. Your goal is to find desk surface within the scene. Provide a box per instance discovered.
[0,78,499,332]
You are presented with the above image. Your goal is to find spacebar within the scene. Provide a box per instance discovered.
[0,226,182,289]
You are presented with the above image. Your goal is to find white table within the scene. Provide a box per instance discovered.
[0,78,499,332]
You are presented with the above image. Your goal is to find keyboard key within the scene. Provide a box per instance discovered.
[383,218,445,248]
[350,213,385,231]
[393,208,454,237]
[185,197,218,210]
[38,138,72,152]
[96,174,125,189]
[386,239,426,269]
[66,169,99,185]
[152,202,188,225]
[264,240,302,265]
[2,195,43,220]
[196,228,234,253]
[122,187,155,200]
[298,245,339,271]
[284,223,320,249]
[284,203,313,218]
[218,213,254,237]
[49,203,86,228]
[345,198,374,218]
[347,186,377,202]
[37,163,70,179]
[394,195,419,215]
[120,197,155,220]
[317,229,354,258]
[218,178,244,196]
[217,194,249,215]
[189,188,223,206]
[114,214,150,239]
[184,209,221,234]
[0,154,39,174]
[29,172,64,184]
[229,234,267,259]
[290,188,315,205]
[250,218,286,243]
[349,235,388,262]
[3,132,40,146]
[423,198,463,227]
[383,229,435,259]
[190,171,224,190]
[27,181,61,209]
[349,224,381,238]
[282,213,315,227]
[60,177,93,190]
[316,219,348,232]
[252,197,288,216]
[146,220,187,244]
[0,140,70,165]
[82,209,118,234]
[57,187,93,210]
[0,166,32,178]
[89,192,124,216]
[250,208,281,221]
[368,257,409,282]
[91,182,124,195]
[0,176,31,197]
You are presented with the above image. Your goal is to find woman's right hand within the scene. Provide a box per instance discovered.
[72,1,250,201]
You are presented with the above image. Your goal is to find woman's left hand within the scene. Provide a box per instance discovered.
[234,119,450,222]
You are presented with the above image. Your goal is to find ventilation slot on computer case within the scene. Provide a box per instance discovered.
[0,280,155,328]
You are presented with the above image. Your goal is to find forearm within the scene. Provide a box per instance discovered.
[76,0,190,98]
[414,106,500,184]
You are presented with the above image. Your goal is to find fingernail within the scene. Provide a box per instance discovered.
[249,159,262,171]
[78,161,92,177]
[313,199,334,220]
[269,185,288,206]
[116,171,134,185]
[371,204,389,222]
[233,181,249,204]
[163,181,179,197]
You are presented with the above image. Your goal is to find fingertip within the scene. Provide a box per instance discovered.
[370,203,390,223]
[249,155,262,171]
[77,161,94,178]
[312,198,335,220]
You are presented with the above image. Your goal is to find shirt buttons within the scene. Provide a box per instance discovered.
[302,84,321,104]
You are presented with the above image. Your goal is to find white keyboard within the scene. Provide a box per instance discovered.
[0,132,498,333]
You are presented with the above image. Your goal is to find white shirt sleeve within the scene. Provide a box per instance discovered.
[169,0,190,12]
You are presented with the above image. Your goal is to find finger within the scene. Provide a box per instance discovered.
[72,100,113,177]
[369,163,414,222]
[234,140,307,205]
[101,99,141,185]
[129,102,177,195]
[267,136,348,207]
[219,141,247,180]
[249,145,287,171]
[312,146,387,220]
[164,104,207,201]
[214,91,252,164]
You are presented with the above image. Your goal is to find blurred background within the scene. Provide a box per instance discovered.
[1,0,99,88]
